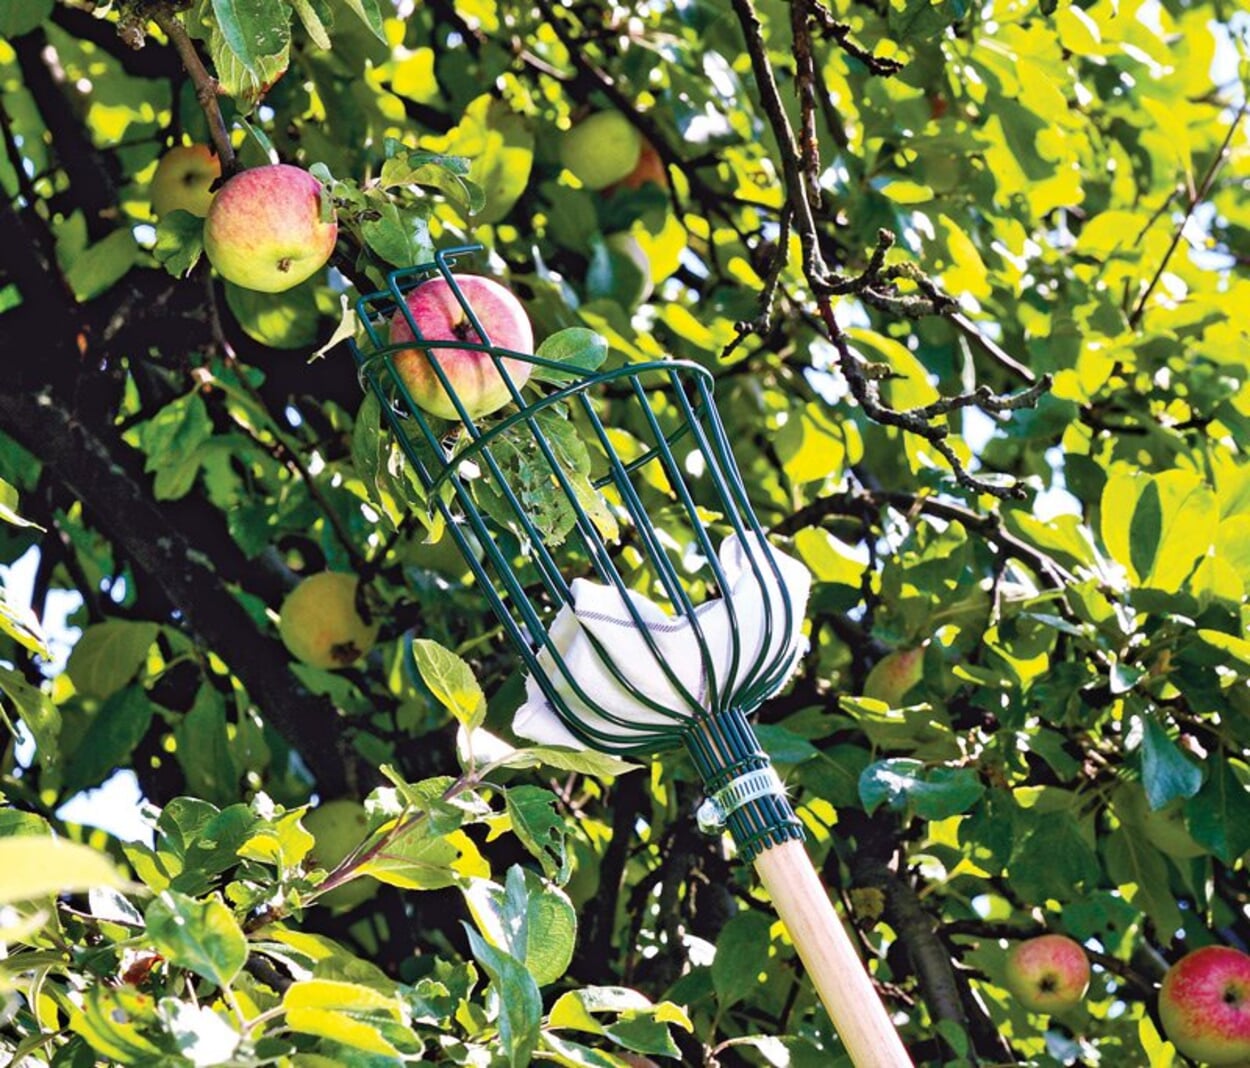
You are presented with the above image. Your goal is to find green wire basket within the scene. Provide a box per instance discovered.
[350,245,807,861]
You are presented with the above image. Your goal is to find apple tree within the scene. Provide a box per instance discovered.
[1,0,1249,1065]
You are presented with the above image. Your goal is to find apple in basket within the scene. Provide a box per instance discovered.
[388,274,535,421]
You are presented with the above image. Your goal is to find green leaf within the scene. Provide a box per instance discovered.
[547,987,689,1058]
[340,0,386,40]
[463,866,576,986]
[209,28,290,110]
[1103,825,1184,941]
[859,758,985,819]
[154,210,205,277]
[145,889,248,988]
[359,818,471,890]
[173,685,240,807]
[359,197,433,268]
[224,279,324,350]
[290,0,331,49]
[1008,810,1100,903]
[138,392,212,475]
[69,986,166,1063]
[0,664,59,771]
[62,685,155,796]
[0,589,48,657]
[464,924,542,1068]
[712,911,772,1009]
[1187,758,1250,864]
[0,837,125,905]
[429,95,534,225]
[66,622,159,700]
[484,744,637,779]
[211,0,291,71]
[1138,714,1202,811]
[1102,470,1216,591]
[505,785,569,882]
[0,475,41,529]
[65,228,137,301]
[156,998,241,1066]
[409,638,486,731]
[0,0,53,37]
[176,804,262,893]
[531,327,609,386]
[283,979,411,1056]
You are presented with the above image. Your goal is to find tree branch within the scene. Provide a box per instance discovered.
[1129,101,1246,328]
[148,5,238,174]
[0,387,360,795]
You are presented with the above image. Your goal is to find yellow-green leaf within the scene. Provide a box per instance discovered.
[283,979,406,1057]
[0,837,125,905]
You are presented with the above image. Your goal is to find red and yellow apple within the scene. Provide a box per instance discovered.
[203,164,337,293]
[864,644,926,707]
[150,143,221,218]
[303,798,378,912]
[1004,934,1090,1014]
[278,572,379,670]
[559,111,642,190]
[388,273,534,421]
[1160,946,1250,1065]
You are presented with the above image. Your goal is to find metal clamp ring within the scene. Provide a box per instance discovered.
[696,766,786,833]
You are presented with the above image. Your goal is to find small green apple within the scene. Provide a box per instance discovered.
[150,143,221,218]
[303,798,378,912]
[388,273,534,421]
[559,112,643,190]
[1160,946,1250,1065]
[203,164,337,293]
[1004,934,1090,1014]
[278,572,379,670]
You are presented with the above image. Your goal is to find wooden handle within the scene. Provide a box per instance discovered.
[754,838,913,1068]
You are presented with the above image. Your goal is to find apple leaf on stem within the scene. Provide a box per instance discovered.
[154,211,204,278]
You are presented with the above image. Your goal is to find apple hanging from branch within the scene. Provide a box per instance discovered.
[388,274,535,421]
[203,164,338,293]
[559,111,642,191]
[1003,934,1090,1014]
[278,572,379,670]
[150,143,221,218]
[303,798,379,912]
[1159,946,1250,1065]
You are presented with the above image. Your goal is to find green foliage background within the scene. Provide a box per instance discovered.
[0,0,1248,1065]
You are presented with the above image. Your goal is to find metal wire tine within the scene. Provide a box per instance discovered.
[677,375,796,703]
[624,372,739,716]
[568,389,723,726]
[510,401,712,724]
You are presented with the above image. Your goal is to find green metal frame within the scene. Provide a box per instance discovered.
[351,245,804,859]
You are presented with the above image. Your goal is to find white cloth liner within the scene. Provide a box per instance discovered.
[513,533,811,750]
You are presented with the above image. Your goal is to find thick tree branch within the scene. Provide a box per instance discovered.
[13,29,122,240]
[0,386,360,795]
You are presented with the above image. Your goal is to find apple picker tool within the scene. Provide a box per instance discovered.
[351,245,913,1068]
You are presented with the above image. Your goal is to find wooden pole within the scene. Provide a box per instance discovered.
[754,838,913,1068]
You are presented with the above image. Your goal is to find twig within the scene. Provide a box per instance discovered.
[807,0,905,75]
[730,0,832,289]
[722,208,793,360]
[772,487,1077,594]
[148,5,237,174]
[1128,101,1246,327]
